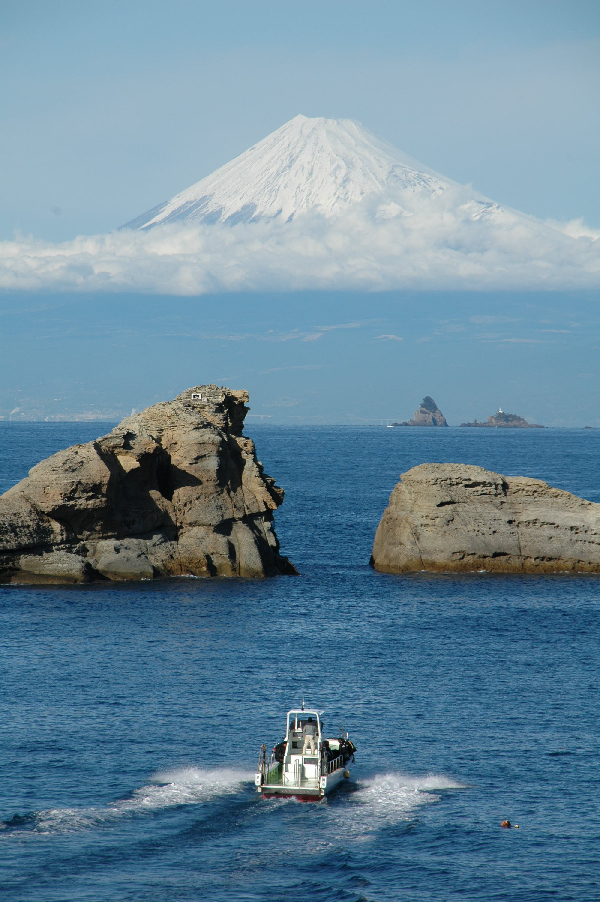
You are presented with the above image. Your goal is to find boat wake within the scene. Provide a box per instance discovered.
[0,767,253,836]
[0,769,463,840]
[326,772,465,839]
[126,766,254,812]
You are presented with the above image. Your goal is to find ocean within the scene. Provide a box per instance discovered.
[1,423,599,901]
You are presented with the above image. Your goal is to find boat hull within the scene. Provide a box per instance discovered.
[261,789,323,802]
[259,766,348,801]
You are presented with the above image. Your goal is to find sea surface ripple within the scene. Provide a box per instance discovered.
[0,424,599,901]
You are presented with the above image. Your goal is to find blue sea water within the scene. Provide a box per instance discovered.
[0,423,599,901]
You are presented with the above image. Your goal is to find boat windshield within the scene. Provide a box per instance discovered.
[287,709,323,736]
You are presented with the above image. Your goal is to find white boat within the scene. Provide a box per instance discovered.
[255,706,356,801]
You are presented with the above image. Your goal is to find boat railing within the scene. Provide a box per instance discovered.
[257,744,267,782]
[327,754,344,774]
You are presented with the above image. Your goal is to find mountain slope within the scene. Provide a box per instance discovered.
[6,114,593,294]
[123,115,456,229]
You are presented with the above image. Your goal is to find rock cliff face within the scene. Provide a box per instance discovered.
[371,463,600,573]
[393,396,448,427]
[0,386,296,583]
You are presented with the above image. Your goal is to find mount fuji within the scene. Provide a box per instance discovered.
[123,115,497,230]
[1,115,598,293]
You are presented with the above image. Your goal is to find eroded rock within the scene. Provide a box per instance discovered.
[0,385,296,583]
[392,396,448,427]
[371,463,600,573]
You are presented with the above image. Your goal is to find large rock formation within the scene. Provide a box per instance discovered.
[393,396,448,427]
[460,408,543,428]
[0,386,296,583]
[371,463,600,573]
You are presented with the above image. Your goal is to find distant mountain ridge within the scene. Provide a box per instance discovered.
[123,114,501,230]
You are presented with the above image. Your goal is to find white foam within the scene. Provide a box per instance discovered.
[327,772,464,840]
[114,766,253,813]
[1,768,463,838]
[2,767,252,836]
[392,773,466,792]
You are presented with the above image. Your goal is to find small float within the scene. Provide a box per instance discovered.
[255,706,356,801]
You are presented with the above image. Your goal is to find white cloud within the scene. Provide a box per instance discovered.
[317,322,364,331]
[0,188,599,294]
[469,315,520,324]
[258,364,332,375]
[547,218,600,241]
[478,335,550,344]
[261,397,300,408]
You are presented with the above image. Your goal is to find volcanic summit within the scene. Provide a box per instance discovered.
[123,114,497,230]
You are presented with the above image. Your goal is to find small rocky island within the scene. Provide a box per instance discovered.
[393,396,448,427]
[371,463,600,573]
[0,386,296,583]
[460,408,543,428]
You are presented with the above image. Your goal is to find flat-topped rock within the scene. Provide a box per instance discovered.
[460,408,543,428]
[371,463,600,573]
[0,385,296,583]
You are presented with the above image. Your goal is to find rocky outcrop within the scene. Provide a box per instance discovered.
[0,386,296,583]
[371,463,600,573]
[393,396,448,427]
[460,409,543,428]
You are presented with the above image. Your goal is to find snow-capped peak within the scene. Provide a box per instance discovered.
[123,115,451,229]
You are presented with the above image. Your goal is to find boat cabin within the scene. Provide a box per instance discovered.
[282,708,324,786]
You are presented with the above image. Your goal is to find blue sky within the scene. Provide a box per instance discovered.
[0,2,599,424]
[2,0,599,240]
